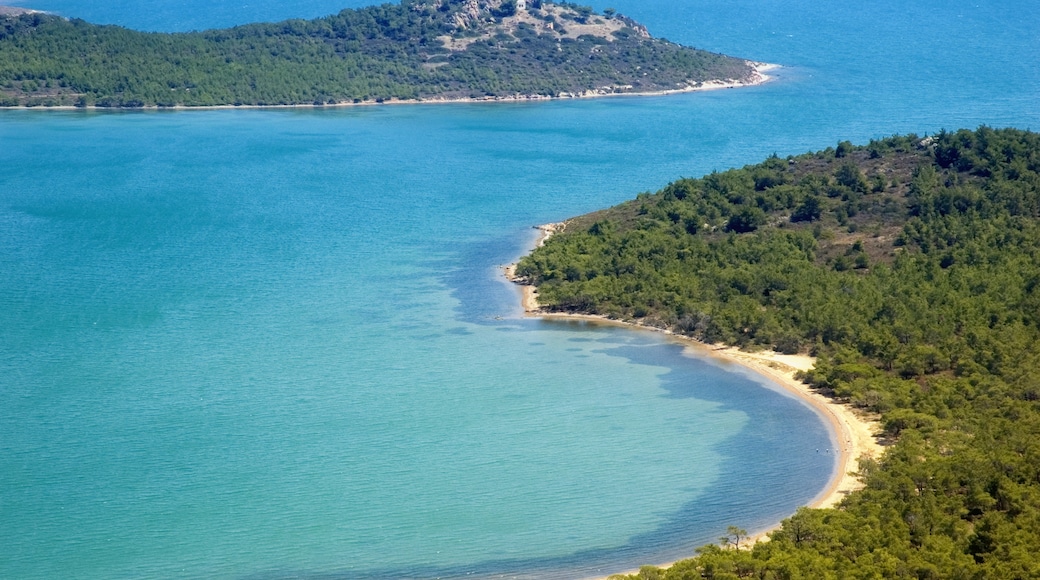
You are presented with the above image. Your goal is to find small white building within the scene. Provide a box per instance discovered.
[515,0,527,11]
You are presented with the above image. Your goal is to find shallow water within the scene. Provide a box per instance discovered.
[2,0,1039,578]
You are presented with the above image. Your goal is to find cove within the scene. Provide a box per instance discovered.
[3,0,1040,577]
[0,108,832,579]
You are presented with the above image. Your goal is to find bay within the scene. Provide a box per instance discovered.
[2,0,1039,578]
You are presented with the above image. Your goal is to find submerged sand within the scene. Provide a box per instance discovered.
[504,223,884,578]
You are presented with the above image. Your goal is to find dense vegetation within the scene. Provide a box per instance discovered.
[517,127,1040,578]
[0,0,753,107]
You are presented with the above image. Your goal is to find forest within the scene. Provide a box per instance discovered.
[516,127,1040,579]
[0,0,753,107]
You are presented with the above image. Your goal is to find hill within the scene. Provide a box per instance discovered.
[0,0,758,107]
[517,127,1040,578]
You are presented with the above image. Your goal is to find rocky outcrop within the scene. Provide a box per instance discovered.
[0,6,43,16]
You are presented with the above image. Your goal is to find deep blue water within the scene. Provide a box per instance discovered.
[2,1,1039,579]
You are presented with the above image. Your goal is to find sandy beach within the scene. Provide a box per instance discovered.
[504,223,883,578]
[7,62,779,111]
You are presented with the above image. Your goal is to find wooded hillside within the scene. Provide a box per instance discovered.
[518,127,1040,578]
[0,0,754,107]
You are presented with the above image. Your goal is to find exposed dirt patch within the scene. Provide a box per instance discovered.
[436,4,637,52]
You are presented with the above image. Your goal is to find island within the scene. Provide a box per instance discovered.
[0,0,767,108]
[512,127,1040,578]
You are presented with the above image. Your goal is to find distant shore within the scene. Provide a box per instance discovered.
[3,62,779,111]
[505,222,883,579]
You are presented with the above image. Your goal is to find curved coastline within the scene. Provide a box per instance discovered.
[505,222,883,578]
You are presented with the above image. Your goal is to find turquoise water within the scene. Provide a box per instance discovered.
[3,1,1039,579]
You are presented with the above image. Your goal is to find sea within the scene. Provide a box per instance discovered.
[1,1,1037,578]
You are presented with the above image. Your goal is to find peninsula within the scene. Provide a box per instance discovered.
[0,1,765,108]
[513,127,1040,577]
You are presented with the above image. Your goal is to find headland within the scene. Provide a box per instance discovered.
[505,222,883,577]
[0,1,771,108]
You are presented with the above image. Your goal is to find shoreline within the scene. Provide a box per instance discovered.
[1,62,779,112]
[504,223,883,579]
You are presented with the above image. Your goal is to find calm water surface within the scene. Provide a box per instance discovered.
[2,0,1038,578]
